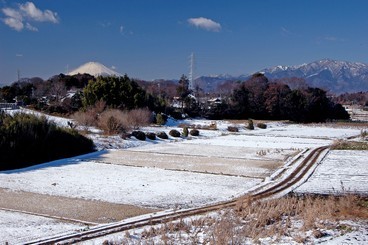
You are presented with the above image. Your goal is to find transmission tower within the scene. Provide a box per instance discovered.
[188,52,195,91]
[17,69,20,83]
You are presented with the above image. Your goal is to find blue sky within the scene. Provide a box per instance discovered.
[1,0,368,85]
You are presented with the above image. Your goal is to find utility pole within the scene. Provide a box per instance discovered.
[188,52,195,91]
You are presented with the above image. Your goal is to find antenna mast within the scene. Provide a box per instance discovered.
[189,52,195,91]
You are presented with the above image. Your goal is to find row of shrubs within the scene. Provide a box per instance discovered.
[130,128,200,141]
[0,112,95,170]
[228,120,267,132]
[71,101,155,135]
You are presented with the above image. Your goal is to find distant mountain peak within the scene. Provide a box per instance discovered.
[261,59,368,93]
[68,61,122,77]
[194,59,368,94]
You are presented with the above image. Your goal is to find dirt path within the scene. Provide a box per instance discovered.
[0,188,158,224]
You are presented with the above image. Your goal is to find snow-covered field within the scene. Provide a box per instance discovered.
[0,210,85,244]
[1,109,367,244]
[0,160,260,209]
[295,150,368,195]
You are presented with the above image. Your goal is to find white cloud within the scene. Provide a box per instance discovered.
[25,22,37,31]
[119,25,124,34]
[281,26,291,35]
[3,14,23,31]
[187,17,221,32]
[16,54,23,57]
[99,21,111,28]
[2,7,22,20]
[1,1,58,31]
[19,2,58,23]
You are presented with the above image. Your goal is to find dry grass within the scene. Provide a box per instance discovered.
[113,194,368,244]
[73,106,152,135]
[98,109,127,135]
[332,140,368,150]
[178,122,218,131]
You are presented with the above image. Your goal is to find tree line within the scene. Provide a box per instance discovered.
[1,73,350,123]
[175,73,349,122]
[227,73,349,122]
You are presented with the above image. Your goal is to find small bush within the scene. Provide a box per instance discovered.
[72,100,106,128]
[156,131,168,139]
[246,119,254,130]
[209,122,217,130]
[169,129,181,137]
[182,127,189,137]
[190,129,200,136]
[71,109,98,128]
[131,130,146,141]
[228,126,239,132]
[257,123,267,129]
[73,107,152,134]
[98,109,126,135]
[120,132,130,139]
[127,108,152,129]
[156,113,167,125]
[146,132,156,140]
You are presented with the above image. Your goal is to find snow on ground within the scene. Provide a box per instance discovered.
[6,109,363,150]
[93,121,362,150]
[0,210,85,244]
[0,160,260,209]
[181,134,331,149]
[7,108,73,128]
[249,123,362,139]
[2,110,367,244]
[126,142,293,161]
[295,150,368,195]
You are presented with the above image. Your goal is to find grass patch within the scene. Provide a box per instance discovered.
[116,194,367,244]
[332,141,368,150]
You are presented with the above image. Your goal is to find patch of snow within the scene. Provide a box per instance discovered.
[7,108,74,128]
[0,210,85,244]
[0,160,260,209]
[295,150,368,195]
[68,61,122,77]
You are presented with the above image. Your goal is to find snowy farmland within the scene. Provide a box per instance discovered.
[0,110,367,244]
[295,150,368,195]
[0,210,86,244]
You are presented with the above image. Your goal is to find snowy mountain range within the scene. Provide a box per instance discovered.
[261,59,368,93]
[68,62,122,77]
[195,59,368,94]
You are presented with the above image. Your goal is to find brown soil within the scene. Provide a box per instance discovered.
[91,150,282,178]
[0,188,158,224]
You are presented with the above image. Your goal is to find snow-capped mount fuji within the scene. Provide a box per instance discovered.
[261,59,368,93]
[68,62,122,77]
